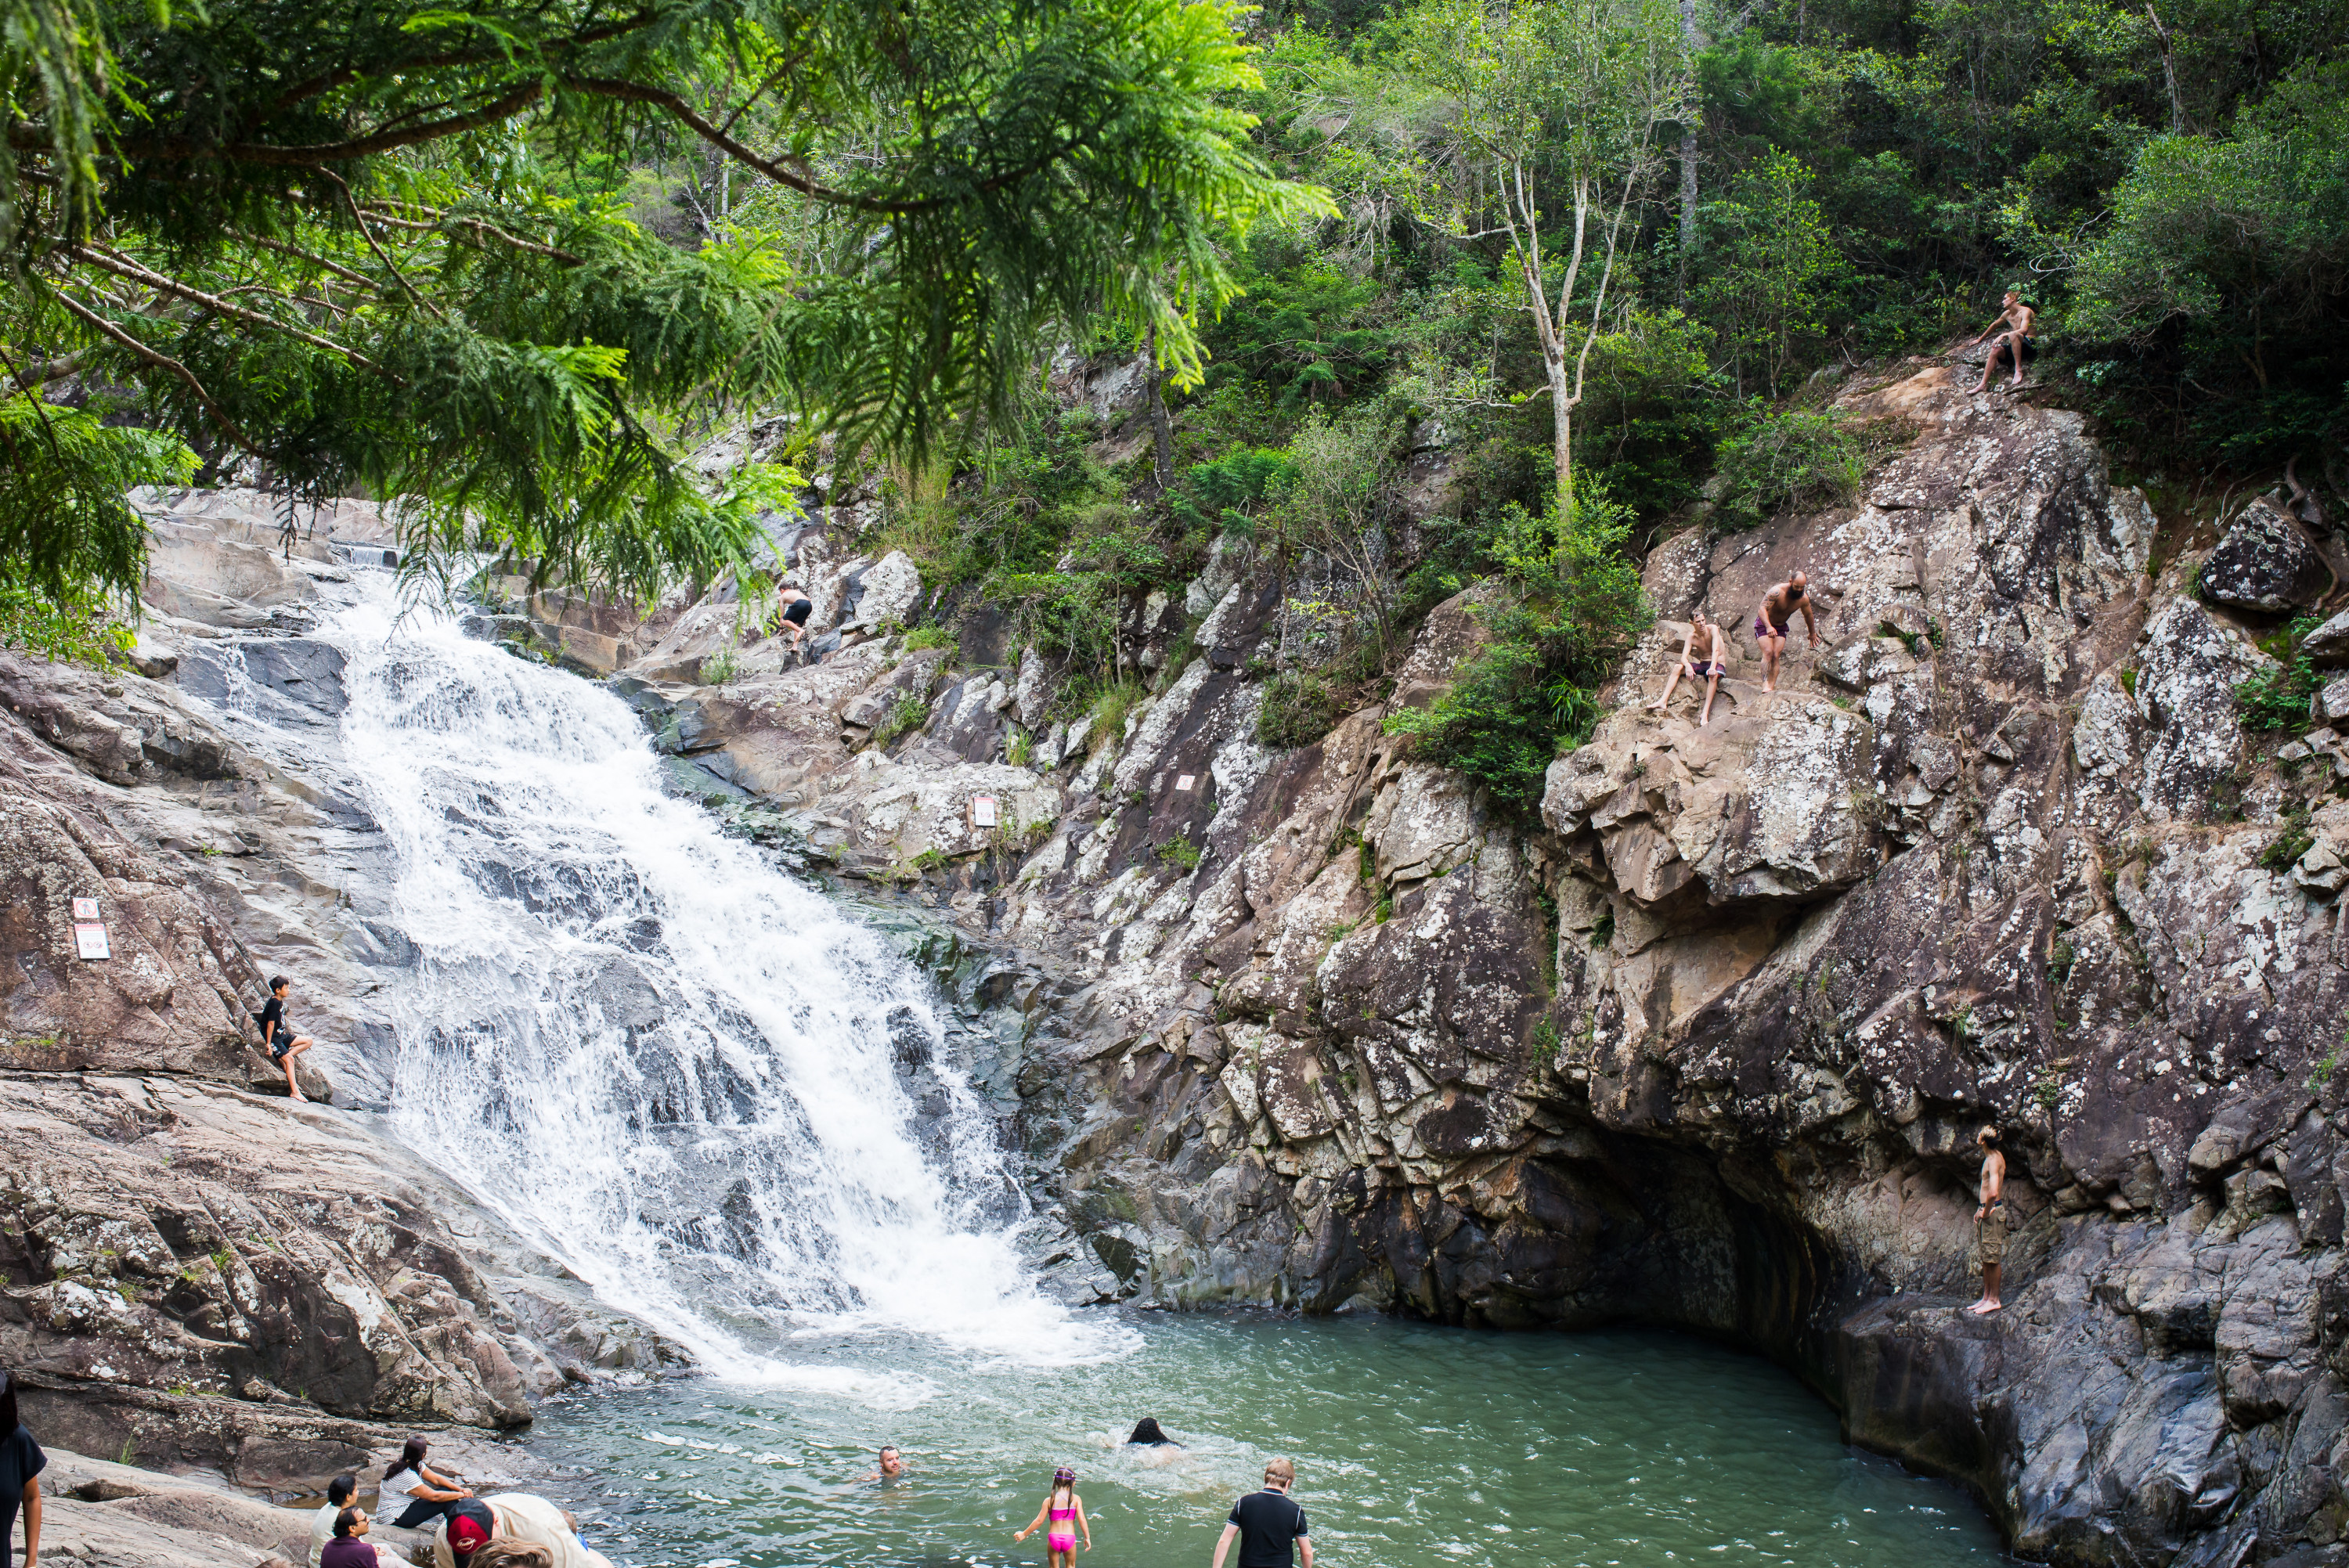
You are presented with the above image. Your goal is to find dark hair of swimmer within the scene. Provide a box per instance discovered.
[1128,1418,1177,1445]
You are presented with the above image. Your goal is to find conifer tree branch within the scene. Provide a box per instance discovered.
[45,288,251,449]
[67,243,395,378]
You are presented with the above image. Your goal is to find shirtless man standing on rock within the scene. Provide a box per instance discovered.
[1968,1124,2008,1316]
[1753,573,1819,694]
[1647,608,1730,726]
[1969,289,2036,394]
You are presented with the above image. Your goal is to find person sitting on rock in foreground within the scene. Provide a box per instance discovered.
[1968,1124,2008,1316]
[1968,288,2037,394]
[384,1436,472,1529]
[256,974,316,1103]
[311,1474,398,1567]
[321,1505,383,1568]
[1752,574,1820,694]
[1645,609,1730,726]
[433,1495,615,1568]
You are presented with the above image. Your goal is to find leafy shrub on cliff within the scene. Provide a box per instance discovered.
[2235,615,2324,730]
[1258,669,1341,748]
[1709,408,1865,532]
[1384,489,1649,811]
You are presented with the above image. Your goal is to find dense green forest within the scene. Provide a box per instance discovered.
[2,0,2344,802]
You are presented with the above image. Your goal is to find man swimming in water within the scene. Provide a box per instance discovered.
[1645,608,1730,726]
[1753,573,1820,694]
[1969,289,2036,394]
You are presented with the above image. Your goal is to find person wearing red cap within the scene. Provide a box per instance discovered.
[431,1494,616,1568]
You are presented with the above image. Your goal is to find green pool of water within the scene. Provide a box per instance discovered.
[522,1313,2008,1568]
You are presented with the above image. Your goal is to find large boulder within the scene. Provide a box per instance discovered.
[846,550,924,633]
[2199,497,2330,613]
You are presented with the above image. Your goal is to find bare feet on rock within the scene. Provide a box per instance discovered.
[1965,1297,2001,1315]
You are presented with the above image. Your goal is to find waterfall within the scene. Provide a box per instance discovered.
[279,580,1122,1393]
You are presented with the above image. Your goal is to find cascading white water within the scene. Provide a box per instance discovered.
[253,577,1125,1393]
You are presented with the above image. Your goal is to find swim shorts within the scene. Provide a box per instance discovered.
[1754,618,1788,642]
[1683,661,1727,679]
[784,598,813,626]
[1978,1204,2009,1266]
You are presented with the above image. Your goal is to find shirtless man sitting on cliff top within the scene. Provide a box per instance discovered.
[1646,608,1729,727]
[1969,289,2036,394]
[1753,574,1819,694]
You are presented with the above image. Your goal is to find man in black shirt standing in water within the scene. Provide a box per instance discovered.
[1212,1458,1312,1568]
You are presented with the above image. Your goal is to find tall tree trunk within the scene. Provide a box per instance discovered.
[1145,324,1174,488]
[1552,351,1575,521]
[2147,5,2188,132]
[1677,0,1699,294]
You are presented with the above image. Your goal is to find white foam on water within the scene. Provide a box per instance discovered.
[248,581,1135,1390]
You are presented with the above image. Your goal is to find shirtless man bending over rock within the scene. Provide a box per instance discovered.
[1647,608,1729,726]
[1969,289,2036,394]
[1752,573,1819,694]
[1968,1124,2008,1315]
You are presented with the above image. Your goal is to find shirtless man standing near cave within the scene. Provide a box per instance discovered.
[1647,608,1729,726]
[1752,573,1819,694]
[1969,289,2037,394]
[1968,1124,2008,1315]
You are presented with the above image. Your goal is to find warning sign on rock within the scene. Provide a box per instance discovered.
[74,923,112,961]
[72,897,100,920]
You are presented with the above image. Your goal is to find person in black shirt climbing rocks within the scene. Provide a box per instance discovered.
[0,1368,44,1568]
[1212,1458,1312,1568]
[257,975,316,1102]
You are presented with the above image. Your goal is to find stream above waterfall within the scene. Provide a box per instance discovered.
[518,1313,2009,1568]
[239,572,2010,1568]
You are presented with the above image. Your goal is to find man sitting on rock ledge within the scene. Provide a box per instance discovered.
[256,974,316,1103]
[1969,1124,2008,1316]
[1646,608,1730,727]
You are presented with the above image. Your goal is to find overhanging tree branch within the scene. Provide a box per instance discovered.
[68,243,395,377]
[45,288,251,449]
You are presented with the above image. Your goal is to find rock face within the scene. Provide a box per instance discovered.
[612,358,2349,1566]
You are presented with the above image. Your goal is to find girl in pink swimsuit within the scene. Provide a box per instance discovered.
[1014,1466,1091,1566]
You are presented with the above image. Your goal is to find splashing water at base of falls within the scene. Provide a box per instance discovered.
[310,582,1131,1391]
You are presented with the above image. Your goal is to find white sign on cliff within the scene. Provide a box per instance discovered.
[968,795,999,829]
[74,923,112,960]
[73,897,100,919]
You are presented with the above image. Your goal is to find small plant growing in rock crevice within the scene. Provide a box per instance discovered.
[2257,804,2315,872]
[868,694,930,751]
[2234,615,2323,730]
[901,624,956,652]
[1156,834,1203,872]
